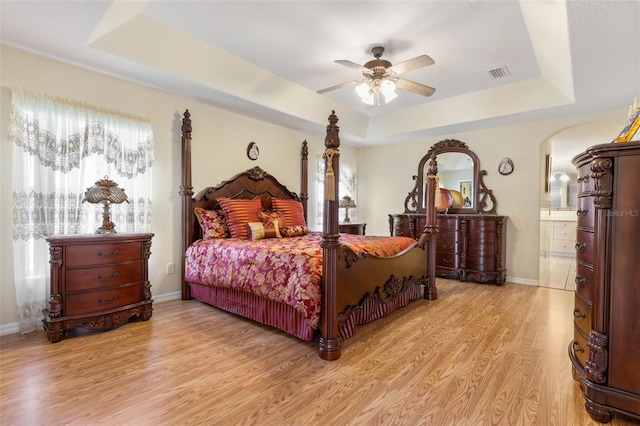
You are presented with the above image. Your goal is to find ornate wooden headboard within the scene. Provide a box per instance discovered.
[179,109,309,298]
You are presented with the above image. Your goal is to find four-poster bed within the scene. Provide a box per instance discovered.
[179,109,438,360]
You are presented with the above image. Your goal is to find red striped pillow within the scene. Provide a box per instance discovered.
[272,198,307,227]
[217,197,262,239]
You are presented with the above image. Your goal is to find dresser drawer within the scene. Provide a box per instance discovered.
[437,216,457,231]
[66,242,142,268]
[466,255,494,271]
[573,293,592,335]
[65,283,143,316]
[467,241,495,256]
[577,164,594,194]
[576,196,595,229]
[467,219,496,232]
[572,326,590,369]
[575,261,594,301]
[467,231,496,244]
[66,263,143,292]
[575,230,595,264]
[436,233,457,251]
[435,252,457,268]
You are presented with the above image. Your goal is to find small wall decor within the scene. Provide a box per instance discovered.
[247,142,259,160]
[498,157,514,175]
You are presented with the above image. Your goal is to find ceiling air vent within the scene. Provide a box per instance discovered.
[487,66,511,79]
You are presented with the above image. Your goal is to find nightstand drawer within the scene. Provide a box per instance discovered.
[66,242,142,268]
[65,283,143,316]
[66,263,143,292]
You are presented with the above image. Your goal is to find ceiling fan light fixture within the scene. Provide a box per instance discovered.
[380,80,397,103]
[383,90,398,103]
[356,82,370,98]
[362,90,376,106]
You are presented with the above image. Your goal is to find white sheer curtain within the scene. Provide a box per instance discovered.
[8,88,154,333]
[316,156,358,228]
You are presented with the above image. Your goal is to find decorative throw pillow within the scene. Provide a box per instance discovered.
[217,197,263,239]
[246,220,282,240]
[194,207,228,239]
[280,225,310,238]
[258,210,283,228]
[272,198,307,227]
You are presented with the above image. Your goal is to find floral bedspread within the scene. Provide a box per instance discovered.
[184,232,417,328]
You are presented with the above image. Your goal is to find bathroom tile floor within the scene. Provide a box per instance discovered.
[539,254,576,291]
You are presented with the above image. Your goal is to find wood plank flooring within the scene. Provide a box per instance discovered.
[1,279,638,426]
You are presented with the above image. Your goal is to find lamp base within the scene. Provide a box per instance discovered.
[95,227,117,234]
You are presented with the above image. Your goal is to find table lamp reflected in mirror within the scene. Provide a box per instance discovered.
[339,195,356,223]
[82,176,129,234]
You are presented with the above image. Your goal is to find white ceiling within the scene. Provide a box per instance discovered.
[1,0,639,146]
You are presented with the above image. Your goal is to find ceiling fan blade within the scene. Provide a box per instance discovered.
[388,55,435,75]
[395,78,436,97]
[334,60,372,73]
[316,80,360,94]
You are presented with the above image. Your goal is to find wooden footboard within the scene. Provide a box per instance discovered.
[317,111,437,360]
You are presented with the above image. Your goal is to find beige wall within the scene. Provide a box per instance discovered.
[0,44,629,330]
[0,45,356,330]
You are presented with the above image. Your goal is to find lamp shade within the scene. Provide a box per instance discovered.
[339,195,356,223]
[83,176,129,234]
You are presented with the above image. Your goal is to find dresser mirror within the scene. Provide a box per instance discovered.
[404,139,497,214]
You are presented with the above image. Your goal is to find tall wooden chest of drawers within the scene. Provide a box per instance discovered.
[388,214,507,284]
[569,142,640,423]
[43,233,154,343]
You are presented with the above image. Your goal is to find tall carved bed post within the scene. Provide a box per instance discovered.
[424,154,439,300]
[180,110,193,300]
[300,140,309,221]
[319,111,341,361]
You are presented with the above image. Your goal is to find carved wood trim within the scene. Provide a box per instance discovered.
[585,329,608,384]
[590,158,613,209]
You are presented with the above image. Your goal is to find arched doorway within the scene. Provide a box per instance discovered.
[539,123,619,289]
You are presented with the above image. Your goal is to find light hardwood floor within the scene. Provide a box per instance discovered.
[1,279,638,426]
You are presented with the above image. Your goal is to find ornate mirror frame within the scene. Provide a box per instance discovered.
[404,139,497,214]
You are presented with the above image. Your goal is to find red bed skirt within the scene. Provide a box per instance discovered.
[189,282,423,342]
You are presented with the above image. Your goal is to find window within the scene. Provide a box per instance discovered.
[315,155,357,228]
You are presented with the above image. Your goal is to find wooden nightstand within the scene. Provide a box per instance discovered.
[43,233,154,343]
[339,222,366,235]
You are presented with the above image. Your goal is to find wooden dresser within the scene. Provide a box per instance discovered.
[389,214,507,284]
[43,233,154,343]
[569,142,640,423]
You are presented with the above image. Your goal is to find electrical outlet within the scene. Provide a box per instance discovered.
[166,263,175,275]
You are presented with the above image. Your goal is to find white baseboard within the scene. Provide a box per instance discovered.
[505,276,539,286]
[0,291,183,337]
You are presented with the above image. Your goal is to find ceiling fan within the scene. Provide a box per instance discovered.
[317,46,436,106]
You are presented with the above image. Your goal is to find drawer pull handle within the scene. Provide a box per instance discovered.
[575,276,586,285]
[572,341,585,353]
[576,209,588,217]
[98,295,119,304]
[97,272,119,281]
[573,308,586,319]
[98,250,119,257]
[577,175,589,183]
[575,242,586,251]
